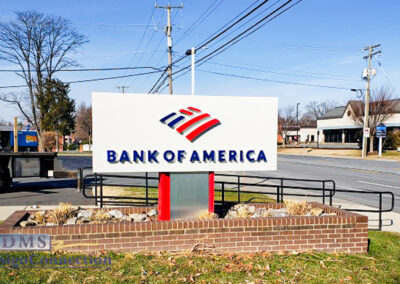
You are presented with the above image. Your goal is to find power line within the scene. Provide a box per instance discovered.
[149,0,277,93]
[175,0,225,44]
[130,37,166,92]
[116,6,156,89]
[209,59,360,80]
[251,41,362,51]
[206,61,360,81]
[151,0,302,93]
[153,0,266,76]
[198,69,354,90]
[374,57,395,89]
[131,9,180,91]
[0,70,162,89]
[195,0,302,67]
[199,0,283,53]
[195,0,264,49]
[148,68,169,93]
[162,0,300,89]
[74,49,165,60]
[0,66,163,72]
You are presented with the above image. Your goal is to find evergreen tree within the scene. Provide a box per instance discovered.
[39,79,75,136]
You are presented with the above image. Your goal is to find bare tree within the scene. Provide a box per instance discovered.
[0,120,12,126]
[74,103,92,144]
[278,105,296,148]
[300,112,317,127]
[350,86,398,153]
[0,11,88,150]
[305,100,339,120]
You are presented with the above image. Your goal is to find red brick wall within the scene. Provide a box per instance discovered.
[0,203,368,254]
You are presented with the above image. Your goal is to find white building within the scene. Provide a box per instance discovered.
[317,100,400,143]
[284,126,319,143]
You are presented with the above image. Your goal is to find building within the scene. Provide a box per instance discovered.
[317,100,400,143]
[283,126,319,143]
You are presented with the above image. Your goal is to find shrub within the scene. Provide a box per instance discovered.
[67,144,78,151]
[384,131,400,150]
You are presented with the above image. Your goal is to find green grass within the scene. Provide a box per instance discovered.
[382,150,400,157]
[215,189,275,203]
[0,231,399,283]
[118,187,275,204]
[57,151,92,156]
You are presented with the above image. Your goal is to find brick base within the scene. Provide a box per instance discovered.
[0,203,368,254]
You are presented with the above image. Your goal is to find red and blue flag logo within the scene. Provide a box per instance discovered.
[160,106,221,142]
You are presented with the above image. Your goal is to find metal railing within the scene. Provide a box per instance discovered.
[214,173,336,205]
[81,173,158,207]
[330,188,394,231]
[213,175,394,231]
[79,170,394,231]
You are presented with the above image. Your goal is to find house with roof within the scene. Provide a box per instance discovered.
[317,99,400,143]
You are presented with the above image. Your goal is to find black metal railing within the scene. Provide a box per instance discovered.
[214,173,336,205]
[213,176,394,231]
[330,189,394,231]
[81,173,158,207]
[79,171,394,231]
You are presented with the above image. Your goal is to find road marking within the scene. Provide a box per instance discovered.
[358,180,400,189]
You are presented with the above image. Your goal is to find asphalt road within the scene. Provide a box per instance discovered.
[247,154,400,213]
[0,156,93,206]
[0,155,398,214]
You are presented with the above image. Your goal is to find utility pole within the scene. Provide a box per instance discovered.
[118,86,129,93]
[13,117,18,153]
[156,3,183,95]
[296,103,300,146]
[361,44,381,157]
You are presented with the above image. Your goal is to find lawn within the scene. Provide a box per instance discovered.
[278,147,400,161]
[0,231,399,283]
[382,150,400,157]
[100,186,275,204]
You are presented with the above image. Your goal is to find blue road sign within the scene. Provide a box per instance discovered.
[376,123,386,138]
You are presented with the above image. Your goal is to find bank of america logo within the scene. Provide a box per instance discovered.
[160,106,221,142]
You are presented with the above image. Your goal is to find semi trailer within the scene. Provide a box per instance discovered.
[0,128,57,192]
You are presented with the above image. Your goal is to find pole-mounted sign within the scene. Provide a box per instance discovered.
[363,127,370,138]
[376,123,386,138]
[376,122,386,157]
[92,93,278,173]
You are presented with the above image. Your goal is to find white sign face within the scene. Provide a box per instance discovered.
[363,127,370,138]
[92,93,278,173]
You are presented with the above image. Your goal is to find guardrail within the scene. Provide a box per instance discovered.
[79,170,394,231]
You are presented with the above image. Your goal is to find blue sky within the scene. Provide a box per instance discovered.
[0,0,399,122]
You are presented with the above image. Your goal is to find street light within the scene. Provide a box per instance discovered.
[185,46,207,95]
[296,103,300,146]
